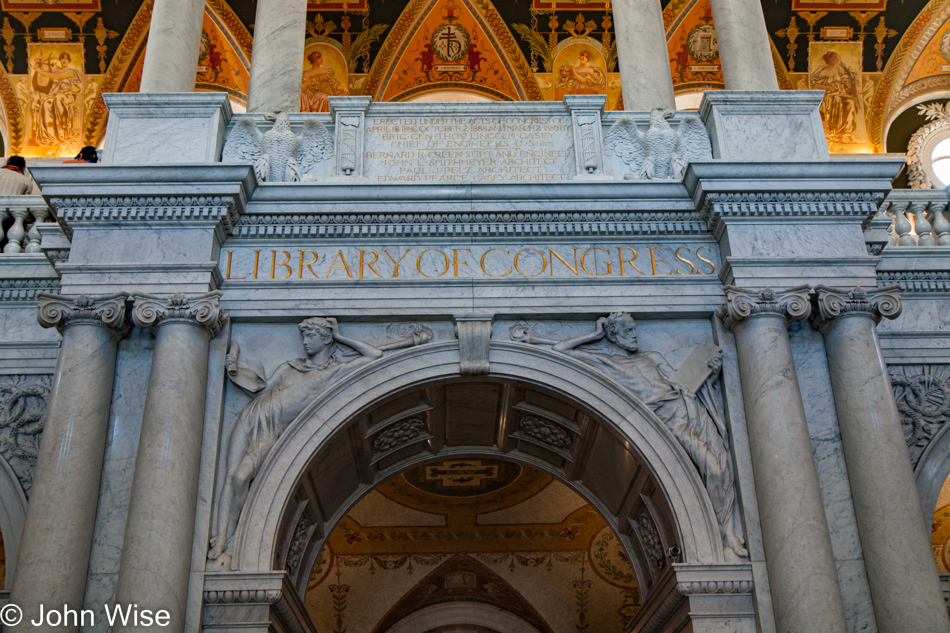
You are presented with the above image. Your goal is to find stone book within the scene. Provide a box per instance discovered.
[671,341,720,393]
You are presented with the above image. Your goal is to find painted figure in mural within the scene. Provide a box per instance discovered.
[416,43,436,72]
[300,51,348,113]
[811,50,860,143]
[513,313,747,559]
[208,318,432,561]
[556,50,606,94]
[30,51,82,149]
[467,43,485,73]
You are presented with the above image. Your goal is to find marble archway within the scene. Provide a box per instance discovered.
[229,340,725,602]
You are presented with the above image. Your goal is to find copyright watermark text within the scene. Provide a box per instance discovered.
[0,604,170,628]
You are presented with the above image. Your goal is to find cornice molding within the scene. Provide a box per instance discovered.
[49,196,240,232]
[701,192,882,233]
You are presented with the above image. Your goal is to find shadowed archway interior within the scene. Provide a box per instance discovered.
[270,375,686,622]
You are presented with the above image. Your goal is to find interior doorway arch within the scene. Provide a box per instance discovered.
[383,602,543,633]
[231,340,725,603]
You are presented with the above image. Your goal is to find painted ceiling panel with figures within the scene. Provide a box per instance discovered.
[1,0,950,157]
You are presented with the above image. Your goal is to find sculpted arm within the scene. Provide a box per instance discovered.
[328,318,384,360]
[552,317,609,364]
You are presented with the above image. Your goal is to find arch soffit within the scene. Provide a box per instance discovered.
[384,602,542,633]
[232,340,723,574]
[873,0,950,150]
[363,0,542,102]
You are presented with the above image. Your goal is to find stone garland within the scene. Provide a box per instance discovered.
[0,375,50,495]
[890,365,950,468]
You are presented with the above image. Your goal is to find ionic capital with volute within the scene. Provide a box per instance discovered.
[36,291,130,336]
[717,285,812,331]
[131,291,225,337]
[811,284,902,330]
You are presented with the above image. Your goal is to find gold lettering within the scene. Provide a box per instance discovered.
[674,246,696,275]
[514,248,547,277]
[270,250,292,280]
[617,247,645,276]
[382,249,411,278]
[695,246,716,275]
[359,250,382,278]
[298,250,319,279]
[549,247,578,276]
[581,247,612,276]
[326,251,354,279]
[225,250,247,280]
[649,246,673,276]
[252,250,261,280]
[417,248,450,278]
[452,248,472,277]
[480,248,512,277]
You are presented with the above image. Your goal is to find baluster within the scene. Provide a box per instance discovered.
[876,201,897,246]
[0,208,9,251]
[3,208,29,254]
[24,206,49,253]
[932,201,950,246]
[914,201,936,246]
[894,201,917,246]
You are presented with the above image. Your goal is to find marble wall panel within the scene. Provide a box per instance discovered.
[80,328,152,633]
[788,322,876,633]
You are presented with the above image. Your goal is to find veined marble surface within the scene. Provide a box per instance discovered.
[789,322,876,633]
[80,330,151,633]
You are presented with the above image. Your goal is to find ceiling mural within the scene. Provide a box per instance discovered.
[0,0,949,157]
[305,459,641,633]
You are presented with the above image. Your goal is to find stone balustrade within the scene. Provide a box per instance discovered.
[0,196,52,255]
[878,189,950,248]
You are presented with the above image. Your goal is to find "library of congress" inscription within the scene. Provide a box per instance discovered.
[222,244,717,281]
[362,116,574,184]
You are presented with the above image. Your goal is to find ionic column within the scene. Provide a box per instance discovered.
[9,293,129,633]
[612,0,676,110]
[719,286,848,633]
[140,0,206,92]
[708,0,778,91]
[813,286,950,633]
[113,292,225,633]
[247,0,308,112]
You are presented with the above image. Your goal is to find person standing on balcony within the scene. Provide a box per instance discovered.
[0,156,34,195]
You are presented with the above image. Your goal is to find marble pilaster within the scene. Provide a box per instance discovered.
[707,0,778,91]
[139,0,206,93]
[9,293,129,633]
[719,286,848,633]
[247,0,308,112]
[113,292,225,633]
[813,285,950,633]
[611,0,676,110]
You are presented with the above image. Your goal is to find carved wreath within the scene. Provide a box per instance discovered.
[890,367,950,467]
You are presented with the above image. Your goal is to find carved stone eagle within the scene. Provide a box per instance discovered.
[222,112,333,183]
[604,108,712,180]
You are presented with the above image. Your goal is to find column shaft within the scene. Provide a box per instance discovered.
[708,0,778,91]
[247,0,309,112]
[10,294,128,633]
[722,287,848,633]
[816,287,950,633]
[612,0,676,111]
[140,0,206,93]
[113,294,223,633]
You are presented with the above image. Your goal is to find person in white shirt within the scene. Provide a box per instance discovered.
[0,156,34,195]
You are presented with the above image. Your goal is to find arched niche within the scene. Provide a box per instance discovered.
[231,341,724,603]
